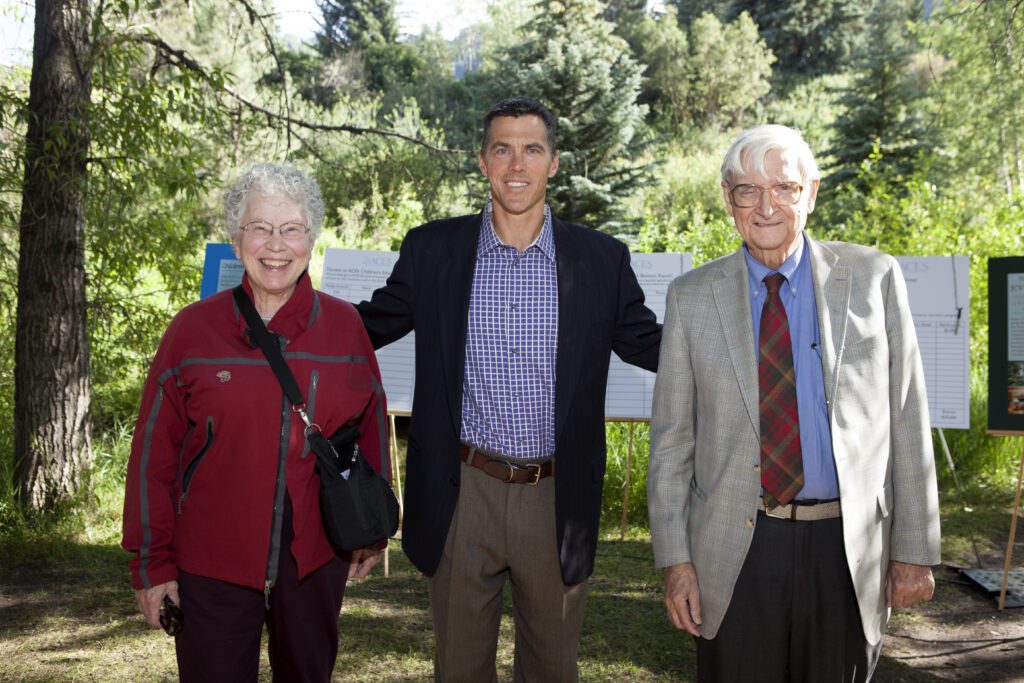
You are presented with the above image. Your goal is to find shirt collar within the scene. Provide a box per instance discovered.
[743,232,806,293]
[478,202,556,261]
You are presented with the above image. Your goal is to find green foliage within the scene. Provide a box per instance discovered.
[619,9,775,131]
[0,68,26,496]
[763,72,851,156]
[927,0,1024,194]
[819,155,1024,486]
[3,0,1024,529]
[82,6,250,428]
[317,0,399,53]
[602,422,651,528]
[634,135,740,264]
[825,3,935,188]
[303,0,449,121]
[493,0,650,230]
[680,11,775,130]
[305,97,469,249]
[671,0,876,78]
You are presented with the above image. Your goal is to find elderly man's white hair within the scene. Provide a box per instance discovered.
[223,163,326,243]
[720,124,820,187]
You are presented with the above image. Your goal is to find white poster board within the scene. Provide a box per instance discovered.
[896,256,970,430]
[604,253,693,420]
[198,247,970,428]
[321,249,416,413]
[321,249,691,418]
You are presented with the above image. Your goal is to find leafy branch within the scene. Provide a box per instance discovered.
[128,32,467,165]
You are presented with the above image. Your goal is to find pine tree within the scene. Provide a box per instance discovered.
[614,7,774,131]
[316,0,398,54]
[825,3,934,187]
[282,0,420,111]
[494,0,648,230]
[670,0,873,77]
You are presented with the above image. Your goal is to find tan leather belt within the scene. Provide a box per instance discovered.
[761,497,841,521]
[459,444,553,485]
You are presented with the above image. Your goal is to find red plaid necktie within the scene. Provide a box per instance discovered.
[759,272,803,506]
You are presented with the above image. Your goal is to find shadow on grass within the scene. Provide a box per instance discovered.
[2,532,1014,682]
[584,540,697,680]
[0,538,137,638]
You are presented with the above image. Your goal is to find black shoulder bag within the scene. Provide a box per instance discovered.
[232,286,399,551]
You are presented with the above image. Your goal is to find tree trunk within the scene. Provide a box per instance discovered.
[14,0,94,511]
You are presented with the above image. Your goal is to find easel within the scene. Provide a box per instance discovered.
[383,410,410,578]
[936,427,984,568]
[988,431,1024,609]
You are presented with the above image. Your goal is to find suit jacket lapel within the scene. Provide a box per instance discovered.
[713,250,759,433]
[554,218,582,442]
[807,236,851,415]
[439,213,481,435]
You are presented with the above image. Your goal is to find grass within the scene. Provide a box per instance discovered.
[1,425,1020,681]
[3,502,1019,682]
[0,531,695,681]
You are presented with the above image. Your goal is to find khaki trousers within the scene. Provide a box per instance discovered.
[428,460,589,682]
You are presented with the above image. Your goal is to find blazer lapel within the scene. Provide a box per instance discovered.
[713,250,759,433]
[807,236,851,415]
[438,213,481,435]
[554,219,582,442]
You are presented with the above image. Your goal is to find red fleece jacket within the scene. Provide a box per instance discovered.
[122,273,388,590]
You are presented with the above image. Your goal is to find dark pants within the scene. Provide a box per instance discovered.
[175,496,349,683]
[697,512,881,683]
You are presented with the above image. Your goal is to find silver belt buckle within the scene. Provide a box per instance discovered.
[763,499,790,520]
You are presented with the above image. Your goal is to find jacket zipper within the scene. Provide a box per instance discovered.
[177,417,215,515]
[301,370,319,459]
[263,337,293,609]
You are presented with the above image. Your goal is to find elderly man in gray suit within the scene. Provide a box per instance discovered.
[648,124,941,681]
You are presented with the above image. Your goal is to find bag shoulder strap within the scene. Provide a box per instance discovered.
[232,285,303,407]
[232,286,351,477]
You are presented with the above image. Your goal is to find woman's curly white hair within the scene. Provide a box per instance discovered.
[223,163,326,242]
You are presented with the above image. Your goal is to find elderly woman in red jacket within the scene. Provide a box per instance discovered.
[122,163,388,681]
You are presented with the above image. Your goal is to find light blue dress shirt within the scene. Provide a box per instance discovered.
[744,234,839,501]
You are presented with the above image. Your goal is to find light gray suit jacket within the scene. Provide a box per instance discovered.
[647,236,941,644]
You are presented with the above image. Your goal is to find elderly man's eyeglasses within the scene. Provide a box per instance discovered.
[240,221,310,241]
[729,182,803,208]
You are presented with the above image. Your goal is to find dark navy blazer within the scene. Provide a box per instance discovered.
[357,212,662,585]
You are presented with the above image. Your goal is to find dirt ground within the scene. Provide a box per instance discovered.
[877,563,1024,682]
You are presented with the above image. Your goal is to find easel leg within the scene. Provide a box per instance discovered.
[620,423,636,542]
[386,413,404,580]
[937,427,984,568]
[389,413,404,510]
[999,440,1024,609]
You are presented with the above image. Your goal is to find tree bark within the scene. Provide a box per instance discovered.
[14,0,94,511]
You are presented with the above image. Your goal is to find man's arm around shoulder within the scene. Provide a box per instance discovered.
[356,228,418,350]
[610,241,661,372]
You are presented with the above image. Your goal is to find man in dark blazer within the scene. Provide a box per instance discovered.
[357,96,661,682]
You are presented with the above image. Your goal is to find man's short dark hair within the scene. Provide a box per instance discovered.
[481,97,558,155]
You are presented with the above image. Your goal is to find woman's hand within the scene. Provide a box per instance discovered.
[135,580,179,628]
[347,548,382,580]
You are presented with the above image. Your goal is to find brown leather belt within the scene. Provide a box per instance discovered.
[760,497,841,521]
[459,444,553,485]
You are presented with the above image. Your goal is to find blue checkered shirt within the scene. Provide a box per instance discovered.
[460,203,558,459]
